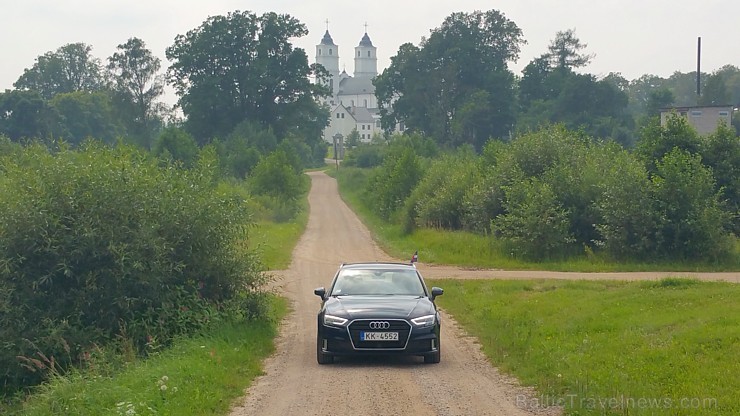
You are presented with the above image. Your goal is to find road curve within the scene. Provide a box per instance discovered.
[229,171,558,416]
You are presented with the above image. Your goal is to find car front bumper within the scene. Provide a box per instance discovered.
[318,318,440,357]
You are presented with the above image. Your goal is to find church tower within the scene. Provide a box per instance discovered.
[315,29,340,98]
[353,32,377,79]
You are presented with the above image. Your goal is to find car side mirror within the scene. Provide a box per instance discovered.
[430,287,443,301]
[314,287,326,299]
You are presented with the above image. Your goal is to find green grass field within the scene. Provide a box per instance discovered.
[429,278,739,415]
[7,296,288,416]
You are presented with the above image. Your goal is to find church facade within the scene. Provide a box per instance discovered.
[316,29,388,143]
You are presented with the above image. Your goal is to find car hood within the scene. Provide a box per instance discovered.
[324,296,435,320]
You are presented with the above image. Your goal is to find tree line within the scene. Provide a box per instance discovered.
[1,11,331,168]
[375,11,740,149]
[2,9,739,154]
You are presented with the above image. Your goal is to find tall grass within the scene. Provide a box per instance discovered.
[5,297,288,416]
[430,278,739,415]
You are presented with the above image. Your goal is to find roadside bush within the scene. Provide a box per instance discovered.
[342,144,387,168]
[405,149,478,230]
[636,114,702,174]
[701,123,740,233]
[248,148,305,201]
[0,141,265,392]
[650,149,732,260]
[595,149,657,259]
[364,148,423,220]
[493,178,574,260]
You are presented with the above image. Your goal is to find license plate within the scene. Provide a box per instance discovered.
[360,331,399,341]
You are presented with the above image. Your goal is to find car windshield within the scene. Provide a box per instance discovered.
[330,268,425,296]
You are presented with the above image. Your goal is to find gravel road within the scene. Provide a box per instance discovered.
[229,171,739,416]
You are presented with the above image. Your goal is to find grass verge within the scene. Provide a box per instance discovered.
[253,213,307,270]
[6,295,288,416]
[429,277,739,415]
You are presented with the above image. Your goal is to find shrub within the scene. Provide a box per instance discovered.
[0,142,265,392]
[406,149,478,230]
[342,144,387,168]
[493,178,574,260]
[365,148,423,220]
[650,149,732,260]
[152,127,199,168]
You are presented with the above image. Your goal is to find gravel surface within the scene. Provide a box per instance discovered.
[229,171,738,416]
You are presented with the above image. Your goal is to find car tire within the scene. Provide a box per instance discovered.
[424,343,441,364]
[317,336,334,364]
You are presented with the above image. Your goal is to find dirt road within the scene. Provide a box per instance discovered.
[229,171,738,416]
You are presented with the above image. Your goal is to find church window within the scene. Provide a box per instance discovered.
[329,48,333,55]
[357,51,360,57]
[368,51,371,57]
[319,49,322,55]
[363,99,367,107]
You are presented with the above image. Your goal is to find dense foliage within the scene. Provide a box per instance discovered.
[0,142,268,392]
[374,10,524,149]
[343,121,738,263]
[165,10,330,158]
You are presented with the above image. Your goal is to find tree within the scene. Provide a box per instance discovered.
[645,88,675,117]
[152,127,199,168]
[547,29,593,70]
[637,113,702,174]
[699,72,730,106]
[518,55,552,109]
[166,11,330,144]
[107,37,166,148]
[0,90,58,140]
[701,123,740,232]
[651,149,731,260]
[14,43,104,99]
[49,91,123,144]
[375,10,524,148]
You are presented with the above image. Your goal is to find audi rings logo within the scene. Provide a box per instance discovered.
[369,321,391,329]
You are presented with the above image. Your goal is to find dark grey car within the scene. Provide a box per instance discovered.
[314,262,443,364]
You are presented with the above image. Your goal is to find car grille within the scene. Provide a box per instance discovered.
[348,319,412,350]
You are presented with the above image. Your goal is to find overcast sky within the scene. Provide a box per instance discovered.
[2,0,738,105]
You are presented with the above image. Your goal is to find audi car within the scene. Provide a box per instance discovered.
[314,262,443,364]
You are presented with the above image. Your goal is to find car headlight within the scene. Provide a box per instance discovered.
[411,314,436,327]
[323,314,348,327]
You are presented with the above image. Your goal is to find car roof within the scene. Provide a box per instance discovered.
[338,262,416,271]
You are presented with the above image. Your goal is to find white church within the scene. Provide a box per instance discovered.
[315,29,397,144]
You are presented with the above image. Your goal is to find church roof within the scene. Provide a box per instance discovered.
[346,106,375,123]
[358,32,374,47]
[338,77,375,95]
[320,30,335,46]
